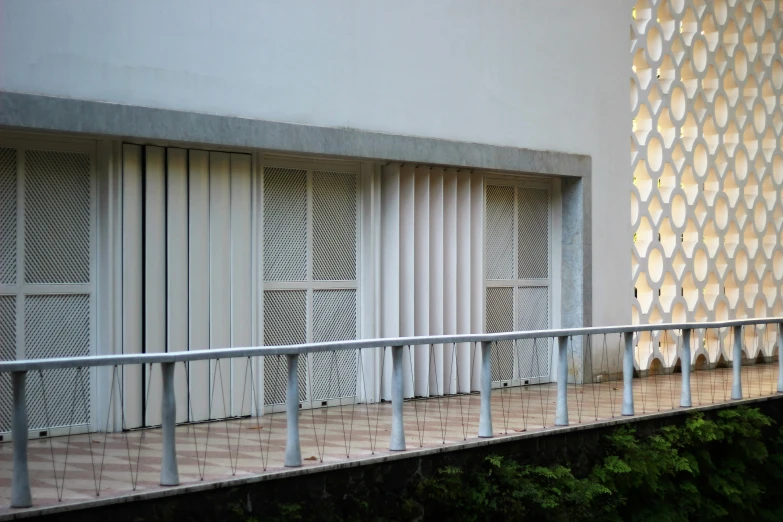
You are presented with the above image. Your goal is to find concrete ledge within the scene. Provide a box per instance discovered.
[0,91,590,177]
[3,394,781,521]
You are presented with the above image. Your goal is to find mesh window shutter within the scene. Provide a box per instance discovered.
[312,171,357,281]
[0,296,15,432]
[24,295,91,428]
[516,287,549,379]
[485,185,514,280]
[0,148,16,285]
[263,167,307,282]
[263,290,307,405]
[517,187,549,279]
[24,150,91,284]
[486,287,514,381]
[311,290,357,400]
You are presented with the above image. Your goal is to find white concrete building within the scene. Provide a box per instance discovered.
[13,0,771,437]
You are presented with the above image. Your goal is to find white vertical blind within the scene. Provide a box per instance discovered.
[166,148,189,423]
[379,164,484,397]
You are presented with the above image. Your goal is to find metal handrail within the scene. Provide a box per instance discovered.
[5,317,783,509]
[1,317,781,373]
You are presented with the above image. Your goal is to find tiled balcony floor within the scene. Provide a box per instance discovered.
[1,364,779,518]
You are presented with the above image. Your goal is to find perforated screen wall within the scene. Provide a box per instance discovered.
[632,0,783,368]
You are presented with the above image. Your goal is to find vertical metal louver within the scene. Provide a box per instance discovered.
[517,187,549,279]
[24,150,91,284]
[24,295,90,428]
[0,296,15,432]
[485,185,515,281]
[486,287,514,381]
[311,290,357,400]
[263,167,308,282]
[263,290,307,405]
[312,171,356,281]
[0,148,16,285]
[516,287,550,379]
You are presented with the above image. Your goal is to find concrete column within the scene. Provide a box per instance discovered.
[11,371,31,508]
[555,336,569,426]
[680,329,692,408]
[284,354,302,467]
[622,332,635,416]
[160,362,180,486]
[478,341,493,438]
[390,346,406,451]
[732,326,743,400]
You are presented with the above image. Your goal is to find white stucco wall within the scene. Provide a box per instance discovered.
[0,0,632,327]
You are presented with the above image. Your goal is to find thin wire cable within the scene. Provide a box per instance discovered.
[532,337,549,427]
[405,345,424,447]
[247,358,268,471]
[37,370,61,500]
[358,348,376,455]
[185,361,206,479]
[430,344,446,444]
[230,358,252,475]
[373,347,387,451]
[95,365,118,496]
[515,339,530,432]
[330,349,351,458]
[54,367,83,500]
[463,342,478,440]
[75,366,99,496]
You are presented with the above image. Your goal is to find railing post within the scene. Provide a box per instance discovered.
[680,329,692,407]
[160,362,179,486]
[778,323,783,393]
[390,346,406,451]
[732,325,743,400]
[284,354,302,467]
[478,341,493,438]
[555,336,569,426]
[11,371,31,508]
[622,331,635,416]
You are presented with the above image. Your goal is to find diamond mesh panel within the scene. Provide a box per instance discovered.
[486,287,514,381]
[312,171,356,281]
[485,185,514,280]
[312,290,357,400]
[24,295,90,428]
[517,187,549,279]
[263,167,307,282]
[263,290,307,405]
[516,287,550,379]
[0,296,15,433]
[0,148,16,285]
[24,150,91,284]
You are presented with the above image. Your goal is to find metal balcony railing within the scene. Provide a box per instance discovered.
[1,318,782,509]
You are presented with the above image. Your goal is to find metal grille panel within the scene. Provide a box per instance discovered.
[312,290,357,400]
[263,290,307,405]
[24,150,91,284]
[516,287,550,379]
[486,287,514,382]
[263,167,307,282]
[517,187,549,279]
[24,295,90,429]
[0,296,15,432]
[0,148,16,285]
[485,185,514,280]
[312,171,356,281]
